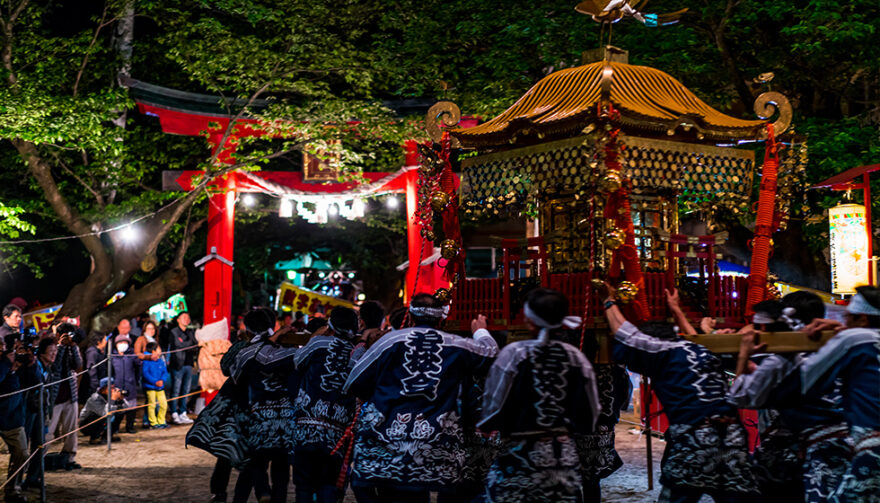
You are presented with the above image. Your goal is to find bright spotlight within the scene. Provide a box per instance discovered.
[357,293,366,301]
[386,196,400,209]
[242,194,256,207]
[120,225,138,244]
[347,272,355,279]
[328,204,339,217]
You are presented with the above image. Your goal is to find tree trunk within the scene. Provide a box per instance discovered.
[91,266,189,333]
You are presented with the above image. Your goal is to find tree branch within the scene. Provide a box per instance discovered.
[73,6,115,97]
[49,150,106,208]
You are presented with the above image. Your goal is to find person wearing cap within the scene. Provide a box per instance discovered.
[291,307,360,503]
[343,292,499,502]
[602,282,758,503]
[78,377,126,444]
[229,307,300,503]
[729,293,850,503]
[794,285,880,501]
[110,333,142,434]
[479,288,600,503]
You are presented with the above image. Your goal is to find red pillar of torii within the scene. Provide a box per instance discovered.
[137,100,440,325]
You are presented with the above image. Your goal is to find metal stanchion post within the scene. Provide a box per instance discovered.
[643,376,653,491]
[38,383,46,503]
[106,348,113,452]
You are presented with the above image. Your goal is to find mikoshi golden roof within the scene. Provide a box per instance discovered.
[451,60,769,147]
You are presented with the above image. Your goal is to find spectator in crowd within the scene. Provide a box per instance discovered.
[45,324,82,471]
[110,334,142,434]
[279,312,293,330]
[343,293,498,502]
[304,317,328,337]
[168,312,197,425]
[79,377,125,445]
[358,301,385,349]
[291,312,306,332]
[0,305,22,339]
[291,307,360,503]
[134,320,162,361]
[22,337,53,489]
[111,319,133,353]
[142,342,169,429]
[82,332,108,398]
[0,336,31,503]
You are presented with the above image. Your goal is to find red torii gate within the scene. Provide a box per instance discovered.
[130,79,446,325]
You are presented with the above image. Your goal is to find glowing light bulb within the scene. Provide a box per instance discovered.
[120,225,138,244]
[242,194,256,207]
[386,196,400,209]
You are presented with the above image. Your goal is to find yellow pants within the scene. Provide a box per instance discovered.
[146,389,168,426]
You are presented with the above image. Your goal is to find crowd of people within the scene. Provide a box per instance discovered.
[185,285,879,503]
[0,283,877,503]
[0,306,202,503]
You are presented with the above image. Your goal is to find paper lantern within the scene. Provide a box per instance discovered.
[829,203,870,294]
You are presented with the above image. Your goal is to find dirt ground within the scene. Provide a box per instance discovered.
[2,415,676,503]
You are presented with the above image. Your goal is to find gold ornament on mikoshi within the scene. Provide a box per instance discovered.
[431,190,451,212]
[616,281,638,303]
[434,288,451,304]
[590,278,605,290]
[440,239,460,260]
[421,228,436,241]
[603,228,625,250]
[599,172,622,193]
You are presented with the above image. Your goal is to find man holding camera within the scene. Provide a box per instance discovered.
[79,377,126,445]
[0,335,33,503]
[0,305,22,340]
[46,324,82,470]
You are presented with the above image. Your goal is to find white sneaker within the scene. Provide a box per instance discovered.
[179,413,194,424]
[171,412,180,425]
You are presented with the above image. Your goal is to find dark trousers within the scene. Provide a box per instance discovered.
[1,427,29,498]
[659,486,753,503]
[247,451,290,503]
[80,412,121,440]
[352,486,430,503]
[292,447,344,503]
[213,457,254,503]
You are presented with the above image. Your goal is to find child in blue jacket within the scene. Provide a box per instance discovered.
[143,342,169,429]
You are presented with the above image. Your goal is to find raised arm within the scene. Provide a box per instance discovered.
[665,288,697,335]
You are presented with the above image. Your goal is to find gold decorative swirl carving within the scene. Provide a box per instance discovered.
[754,92,792,138]
[426,101,461,147]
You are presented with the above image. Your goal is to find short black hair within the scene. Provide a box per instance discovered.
[295,311,305,320]
[146,342,158,352]
[329,307,359,338]
[388,307,408,330]
[638,321,678,340]
[37,336,57,355]
[244,307,276,334]
[305,317,328,334]
[781,291,825,326]
[525,288,569,326]
[2,305,21,319]
[359,301,385,330]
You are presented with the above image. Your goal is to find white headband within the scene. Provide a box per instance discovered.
[523,301,582,345]
[328,319,356,339]
[780,307,805,331]
[847,293,880,317]
[409,305,450,321]
[751,312,777,325]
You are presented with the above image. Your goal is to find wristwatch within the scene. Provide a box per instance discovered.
[603,299,617,310]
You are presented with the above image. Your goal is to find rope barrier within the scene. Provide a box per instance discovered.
[109,344,200,357]
[0,388,205,490]
[0,358,109,399]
